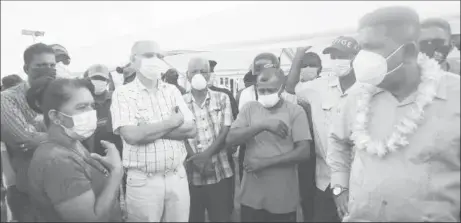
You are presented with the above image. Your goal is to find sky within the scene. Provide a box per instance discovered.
[1,1,459,78]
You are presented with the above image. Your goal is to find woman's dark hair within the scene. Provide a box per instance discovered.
[26,77,94,127]
[1,74,23,90]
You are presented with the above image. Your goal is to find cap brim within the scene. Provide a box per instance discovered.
[322,46,338,54]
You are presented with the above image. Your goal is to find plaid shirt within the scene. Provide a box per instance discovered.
[183,89,234,186]
[111,78,195,174]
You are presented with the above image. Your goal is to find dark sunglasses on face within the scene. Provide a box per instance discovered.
[419,38,451,58]
[90,75,109,82]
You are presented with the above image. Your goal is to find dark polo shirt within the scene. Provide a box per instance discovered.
[86,92,123,156]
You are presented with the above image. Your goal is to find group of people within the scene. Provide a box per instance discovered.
[1,5,460,222]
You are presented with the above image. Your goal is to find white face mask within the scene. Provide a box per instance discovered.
[138,57,165,80]
[353,44,405,86]
[332,59,352,77]
[300,67,319,82]
[59,110,97,140]
[91,80,108,95]
[191,73,208,90]
[258,90,281,108]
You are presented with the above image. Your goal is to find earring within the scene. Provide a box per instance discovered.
[54,119,61,125]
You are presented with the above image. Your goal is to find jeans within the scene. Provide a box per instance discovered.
[125,166,190,222]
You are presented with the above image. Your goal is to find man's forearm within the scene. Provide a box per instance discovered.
[285,52,305,94]
[264,141,310,168]
[226,124,265,146]
[203,126,230,155]
[163,121,197,140]
[120,120,178,145]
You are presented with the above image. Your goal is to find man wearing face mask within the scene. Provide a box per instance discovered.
[292,36,360,222]
[182,57,234,222]
[50,44,72,78]
[328,7,460,222]
[0,43,56,221]
[285,50,323,95]
[226,67,311,222]
[238,53,298,111]
[419,18,460,75]
[111,40,197,222]
[84,64,123,156]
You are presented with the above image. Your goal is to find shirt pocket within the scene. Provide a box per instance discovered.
[208,104,223,124]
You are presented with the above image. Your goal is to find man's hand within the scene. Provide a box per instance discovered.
[187,150,214,176]
[296,46,312,55]
[261,119,289,139]
[333,190,349,219]
[243,157,270,173]
[168,106,184,127]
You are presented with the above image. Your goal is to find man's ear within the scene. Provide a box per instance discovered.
[403,42,418,62]
[23,64,29,74]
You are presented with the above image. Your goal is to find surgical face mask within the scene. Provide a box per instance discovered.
[58,110,97,140]
[300,67,319,82]
[258,89,281,108]
[332,59,352,77]
[352,44,406,86]
[29,67,57,81]
[91,80,108,95]
[138,57,164,80]
[191,73,208,90]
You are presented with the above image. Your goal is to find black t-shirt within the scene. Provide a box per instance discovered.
[91,93,123,156]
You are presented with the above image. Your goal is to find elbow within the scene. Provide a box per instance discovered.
[185,126,197,139]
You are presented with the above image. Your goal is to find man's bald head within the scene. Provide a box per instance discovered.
[187,57,211,81]
[131,40,162,57]
[256,68,285,96]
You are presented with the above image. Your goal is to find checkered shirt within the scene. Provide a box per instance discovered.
[111,78,195,174]
[183,89,234,185]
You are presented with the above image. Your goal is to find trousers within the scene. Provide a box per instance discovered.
[125,166,190,222]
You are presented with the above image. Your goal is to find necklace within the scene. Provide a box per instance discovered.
[350,54,441,157]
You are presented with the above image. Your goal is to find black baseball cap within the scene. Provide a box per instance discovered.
[323,36,360,55]
[252,53,280,75]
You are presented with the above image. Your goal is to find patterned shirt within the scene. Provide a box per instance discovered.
[0,82,46,192]
[111,78,195,174]
[327,72,460,221]
[183,89,234,186]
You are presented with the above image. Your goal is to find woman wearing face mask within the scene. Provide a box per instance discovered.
[26,77,123,222]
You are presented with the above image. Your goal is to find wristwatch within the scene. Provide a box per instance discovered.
[332,184,348,196]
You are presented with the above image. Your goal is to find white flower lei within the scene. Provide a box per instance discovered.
[350,54,441,157]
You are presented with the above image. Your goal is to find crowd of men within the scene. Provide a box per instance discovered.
[1,5,460,222]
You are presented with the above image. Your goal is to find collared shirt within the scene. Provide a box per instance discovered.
[111,78,195,174]
[0,82,46,192]
[327,72,460,222]
[231,100,311,214]
[238,85,298,111]
[296,76,351,191]
[183,89,234,186]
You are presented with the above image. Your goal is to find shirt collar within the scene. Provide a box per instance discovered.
[134,77,166,92]
[328,77,348,96]
[186,89,211,107]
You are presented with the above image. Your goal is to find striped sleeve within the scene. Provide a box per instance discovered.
[0,94,45,148]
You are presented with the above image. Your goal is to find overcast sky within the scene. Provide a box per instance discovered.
[1,1,459,78]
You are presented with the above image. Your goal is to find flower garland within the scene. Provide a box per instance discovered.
[350,54,441,157]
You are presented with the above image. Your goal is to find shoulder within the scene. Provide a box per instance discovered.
[30,143,85,177]
[283,100,305,116]
[438,71,460,105]
[209,88,231,101]
[1,82,25,99]
[240,101,260,113]
[112,82,132,96]
[447,58,461,75]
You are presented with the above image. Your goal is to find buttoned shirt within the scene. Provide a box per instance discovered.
[111,78,195,174]
[183,89,234,185]
[0,82,46,192]
[296,76,351,191]
[327,72,460,222]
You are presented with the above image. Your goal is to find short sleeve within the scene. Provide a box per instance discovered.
[222,94,233,126]
[43,157,92,205]
[231,102,253,129]
[111,88,138,135]
[173,87,195,122]
[291,106,312,142]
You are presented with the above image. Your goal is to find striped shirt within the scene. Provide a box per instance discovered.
[1,82,47,192]
[183,89,234,185]
[111,78,194,174]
